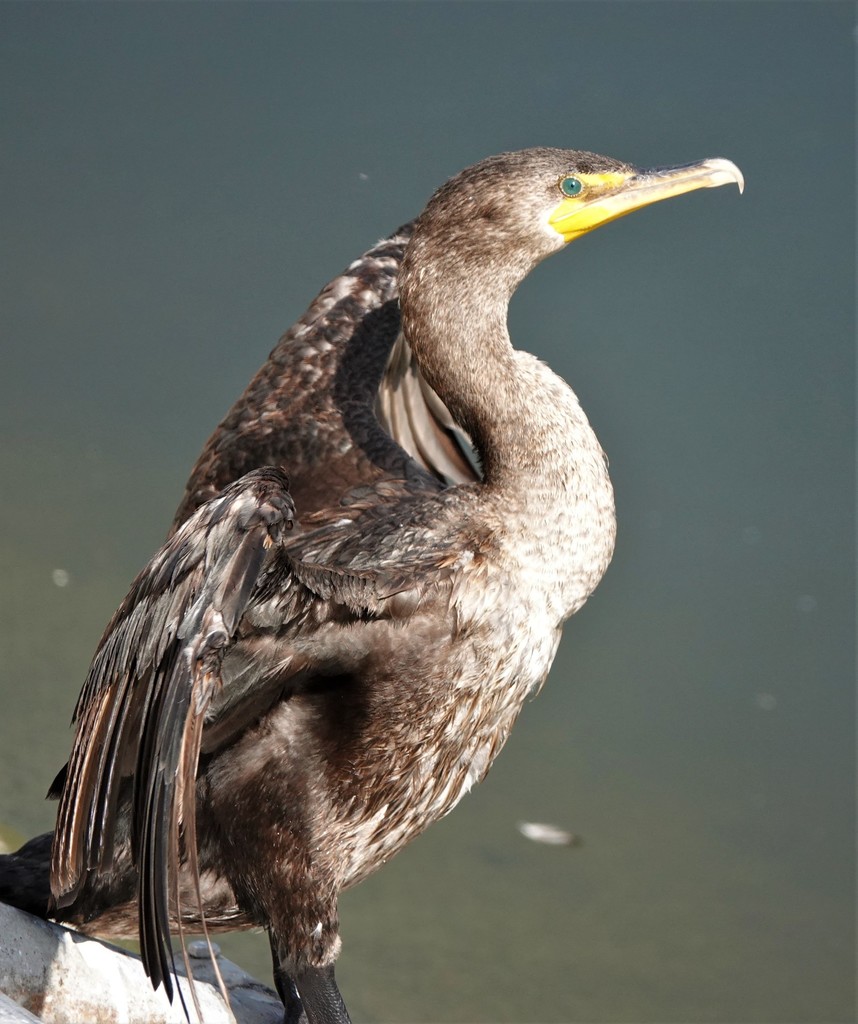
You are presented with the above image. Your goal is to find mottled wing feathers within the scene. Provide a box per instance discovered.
[51,469,297,997]
[171,226,478,533]
[172,230,412,528]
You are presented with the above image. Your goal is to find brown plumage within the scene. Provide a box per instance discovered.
[171,225,478,531]
[0,148,741,1024]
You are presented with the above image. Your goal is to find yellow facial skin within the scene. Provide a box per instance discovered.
[548,159,744,243]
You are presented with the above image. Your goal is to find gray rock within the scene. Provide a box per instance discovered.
[0,903,283,1024]
[0,993,43,1024]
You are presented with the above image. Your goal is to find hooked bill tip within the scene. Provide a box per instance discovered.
[703,157,744,195]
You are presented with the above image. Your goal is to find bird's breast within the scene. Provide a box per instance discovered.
[303,577,565,888]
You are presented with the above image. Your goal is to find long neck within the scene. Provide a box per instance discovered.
[399,239,604,495]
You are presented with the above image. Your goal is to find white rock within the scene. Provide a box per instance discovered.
[0,903,282,1024]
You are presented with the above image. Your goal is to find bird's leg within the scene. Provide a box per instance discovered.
[205,743,350,1023]
[269,931,307,1024]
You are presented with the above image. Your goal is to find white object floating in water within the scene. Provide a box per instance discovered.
[52,569,70,588]
[517,821,580,846]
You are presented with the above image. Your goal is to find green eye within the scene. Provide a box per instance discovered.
[559,176,583,197]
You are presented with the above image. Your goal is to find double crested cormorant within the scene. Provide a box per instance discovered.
[0,149,742,1023]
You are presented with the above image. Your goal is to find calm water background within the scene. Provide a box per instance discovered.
[0,3,853,1022]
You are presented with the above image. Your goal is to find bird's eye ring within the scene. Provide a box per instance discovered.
[558,176,583,198]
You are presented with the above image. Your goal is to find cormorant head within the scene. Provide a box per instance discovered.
[411,147,743,284]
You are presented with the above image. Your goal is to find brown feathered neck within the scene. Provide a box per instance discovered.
[397,150,605,486]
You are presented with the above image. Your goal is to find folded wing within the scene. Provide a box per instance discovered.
[49,467,408,999]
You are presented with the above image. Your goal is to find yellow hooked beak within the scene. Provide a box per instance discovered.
[548,158,744,243]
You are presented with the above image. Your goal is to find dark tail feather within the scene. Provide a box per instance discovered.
[0,832,53,919]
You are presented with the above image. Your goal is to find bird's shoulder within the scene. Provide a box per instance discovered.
[249,480,492,625]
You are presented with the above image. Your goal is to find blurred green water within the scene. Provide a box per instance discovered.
[0,3,852,1021]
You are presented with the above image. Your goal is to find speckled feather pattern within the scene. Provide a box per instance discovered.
[172,226,475,530]
[45,149,621,1000]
